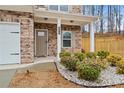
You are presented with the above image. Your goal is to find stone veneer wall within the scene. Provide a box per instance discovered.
[0,10,34,64]
[69,5,81,14]
[35,23,82,56]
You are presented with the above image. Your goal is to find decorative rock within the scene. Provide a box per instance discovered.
[56,62,124,87]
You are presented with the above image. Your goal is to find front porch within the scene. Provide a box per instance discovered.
[34,9,99,61]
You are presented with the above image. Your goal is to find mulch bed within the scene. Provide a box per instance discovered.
[9,64,124,88]
[9,70,81,88]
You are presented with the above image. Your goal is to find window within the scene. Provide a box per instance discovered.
[49,5,58,11]
[60,5,68,12]
[62,31,72,48]
[48,5,68,12]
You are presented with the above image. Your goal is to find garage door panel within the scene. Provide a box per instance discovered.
[0,23,20,65]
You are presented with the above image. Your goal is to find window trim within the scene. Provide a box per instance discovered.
[81,5,85,15]
[62,31,72,48]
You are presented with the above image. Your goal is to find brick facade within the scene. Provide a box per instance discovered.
[0,6,83,64]
[35,23,82,56]
[0,10,34,64]
[69,5,81,14]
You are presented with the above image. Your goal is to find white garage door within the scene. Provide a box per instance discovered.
[0,22,20,65]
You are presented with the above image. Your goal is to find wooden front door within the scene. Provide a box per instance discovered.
[35,29,48,57]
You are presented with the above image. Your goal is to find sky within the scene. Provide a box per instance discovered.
[83,5,124,32]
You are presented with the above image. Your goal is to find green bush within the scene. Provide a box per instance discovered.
[77,63,101,81]
[117,59,124,69]
[116,59,124,74]
[97,50,110,60]
[74,52,86,61]
[82,58,108,70]
[107,54,122,66]
[61,57,70,66]
[61,57,79,71]
[95,59,109,69]
[60,51,71,58]
[86,52,96,59]
[117,68,124,74]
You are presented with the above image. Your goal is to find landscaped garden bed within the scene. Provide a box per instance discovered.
[56,50,124,87]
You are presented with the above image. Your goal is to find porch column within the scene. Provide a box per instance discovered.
[90,22,95,52]
[57,17,61,61]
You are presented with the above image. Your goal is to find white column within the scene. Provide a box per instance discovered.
[57,17,61,61]
[90,22,95,52]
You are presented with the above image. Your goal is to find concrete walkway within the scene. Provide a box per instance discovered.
[0,56,56,88]
[0,56,56,70]
[0,69,16,88]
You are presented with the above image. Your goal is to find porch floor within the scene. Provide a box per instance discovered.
[34,56,57,63]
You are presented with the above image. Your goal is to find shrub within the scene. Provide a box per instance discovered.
[116,59,124,74]
[97,50,110,60]
[95,59,109,69]
[107,54,122,66]
[74,52,86,61]
[86,52,96,59]
[116,59,124,69]
[61,57,70,66]
[77,63,101,81]
[83,53,109,70]
[117,68,124,74]
[60,51,71,58]
[81,48,85,53]
[61,56,79,71]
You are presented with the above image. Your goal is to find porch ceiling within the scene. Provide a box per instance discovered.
[34,9,99,26]
[34,17,88,26]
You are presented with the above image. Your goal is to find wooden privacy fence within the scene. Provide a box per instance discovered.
[82,36,124,57]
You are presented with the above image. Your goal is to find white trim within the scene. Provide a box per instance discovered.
[19,22,21,64]
[0,5,33,13]
[34,17,85,26]
[35,29,48,56]
[90,22,95,52]
[62,31,72,48]
[0,21,20,25]
[0,21,21,64]
[81,5,84,15]
[35,8,99,19]
[57,17,61,61]
[35,29,36,56]
[34,9,99,24]
[58,5,60,12]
